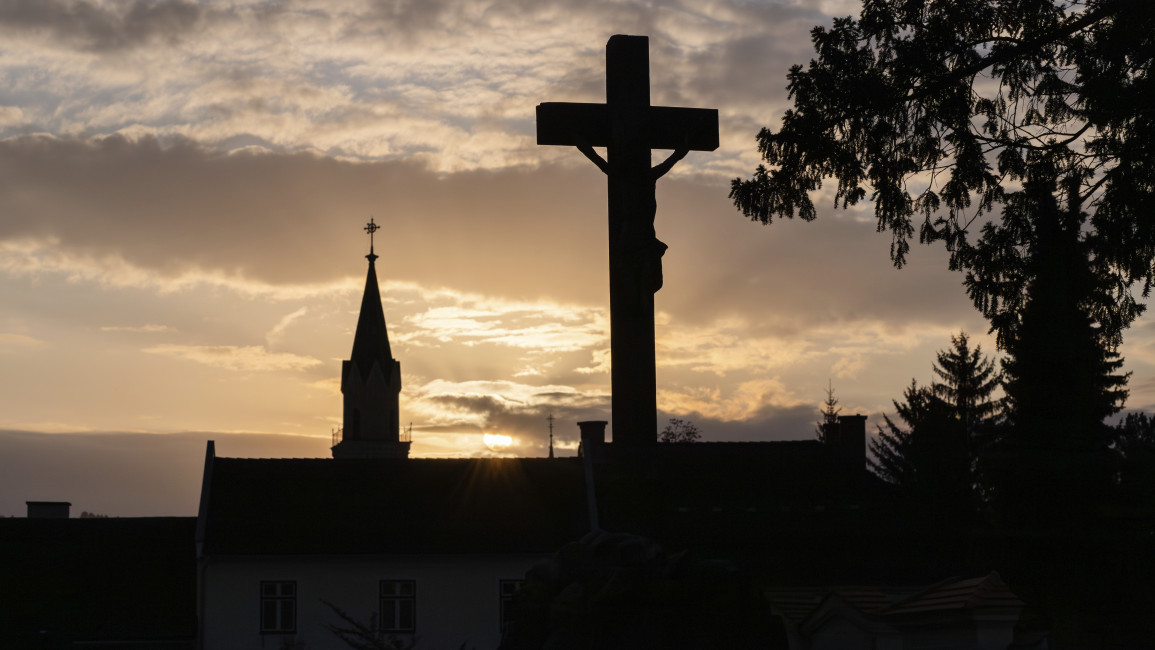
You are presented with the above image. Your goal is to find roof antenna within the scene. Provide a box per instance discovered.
[547,412,555,459]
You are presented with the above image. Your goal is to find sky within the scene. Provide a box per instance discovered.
[3,0,1155,517]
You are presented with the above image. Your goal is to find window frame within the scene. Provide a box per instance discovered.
[499,579,524,634]
[259,580,297,634]
[379,579,416,634]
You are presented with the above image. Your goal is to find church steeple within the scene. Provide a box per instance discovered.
[332,218,409,460]
[349,219,393,382]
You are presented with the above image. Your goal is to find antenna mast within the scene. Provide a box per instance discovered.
[547,412,555,459]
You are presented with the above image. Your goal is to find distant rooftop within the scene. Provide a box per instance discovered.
[200,456,589,555]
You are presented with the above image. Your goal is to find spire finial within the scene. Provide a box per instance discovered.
[364,217,380,262]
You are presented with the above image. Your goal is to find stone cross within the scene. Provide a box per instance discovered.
[537,35,718,445]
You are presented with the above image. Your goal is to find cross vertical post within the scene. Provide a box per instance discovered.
[606,36,658,446]
[536,35,718,446]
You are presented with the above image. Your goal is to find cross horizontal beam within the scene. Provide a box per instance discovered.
[536,103,719,151]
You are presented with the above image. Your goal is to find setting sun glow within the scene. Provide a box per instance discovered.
[482,434,513,451]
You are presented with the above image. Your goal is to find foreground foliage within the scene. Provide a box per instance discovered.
[732,0,1155,345]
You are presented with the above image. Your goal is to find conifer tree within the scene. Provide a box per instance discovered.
[983,174,1129,522]
[931,332,1002,442]
[871,333,1001,516]
[814,380,840,443]
[869,379,947,487]
[1114,412,1155,511]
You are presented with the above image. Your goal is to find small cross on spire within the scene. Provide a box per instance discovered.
[364,217,380,262]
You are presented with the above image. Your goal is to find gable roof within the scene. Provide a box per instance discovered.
[885,571,1023,616]
[765,572,1023,629]
[200,456,589,555]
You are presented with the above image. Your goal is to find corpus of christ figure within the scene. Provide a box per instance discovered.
[537,35,718,445]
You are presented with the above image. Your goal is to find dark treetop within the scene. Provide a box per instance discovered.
[730,0,1155,346]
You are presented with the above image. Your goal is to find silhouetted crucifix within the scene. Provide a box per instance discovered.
[537,35,718,445]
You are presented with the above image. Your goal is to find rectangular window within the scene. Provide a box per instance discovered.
[499,579,523,633]
[379,580,416,633]
[260,581,297,633]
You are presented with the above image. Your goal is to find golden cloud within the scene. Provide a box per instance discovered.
[144,344,322,372]
[0,332,48,353]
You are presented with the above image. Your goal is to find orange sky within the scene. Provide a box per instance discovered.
[2,0,1154,516]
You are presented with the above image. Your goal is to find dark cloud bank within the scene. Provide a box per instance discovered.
[0,429,330,517]
[0,0,210,52]
[0,134,978,331]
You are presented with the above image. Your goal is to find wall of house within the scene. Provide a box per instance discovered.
[808,617,881,650]
[899,616,1018,650]
[199,553,549,650]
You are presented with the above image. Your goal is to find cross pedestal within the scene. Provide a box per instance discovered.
[537,35,718,445]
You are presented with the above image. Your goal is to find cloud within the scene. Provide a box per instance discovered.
[100,323,174,333]
[0,130,999,462]
[0,105,24,126]
[0,429,332,517]
[0,0,208,52]
[0,135,987,334]
[0,135,609,297]
[400,377,609,456]
[656,401,819,443]
[0,236,361,301]
[0,0,825,174]
[832,352,866,379]
[145,344,322,372]
[0,332,47,352]
[266,307,309,347]
[658,376,806,422]
[400,295,606,352]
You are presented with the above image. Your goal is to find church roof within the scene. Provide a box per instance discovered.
[199,456,589,556]
[349,254,393,381]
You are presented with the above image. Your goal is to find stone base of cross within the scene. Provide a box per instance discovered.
[537,35,718,445]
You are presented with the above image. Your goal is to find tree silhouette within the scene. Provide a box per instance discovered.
[731,0,1154,346]
[870,379,953,488]
[814,380,840,443]
[499,531,773,649]
[870,333,1001,518]
[1114,412,1155,512]
[322,601,417,650]
[982,174,1129,523]
[659,418,701,443]
[931,332,1002,443]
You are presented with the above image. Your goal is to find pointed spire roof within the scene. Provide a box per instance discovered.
[349,219,393,380]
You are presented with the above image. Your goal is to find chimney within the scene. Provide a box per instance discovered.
[575,421,605,531]
[826,415,867,472]
[26,501,71,519]
[578,420,607,445]
[576,420,607,457]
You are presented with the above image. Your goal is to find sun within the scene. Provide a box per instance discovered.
[482,433,513,451]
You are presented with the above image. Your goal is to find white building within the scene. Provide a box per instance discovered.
[195,227,590,649]
[195,446,587,649]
